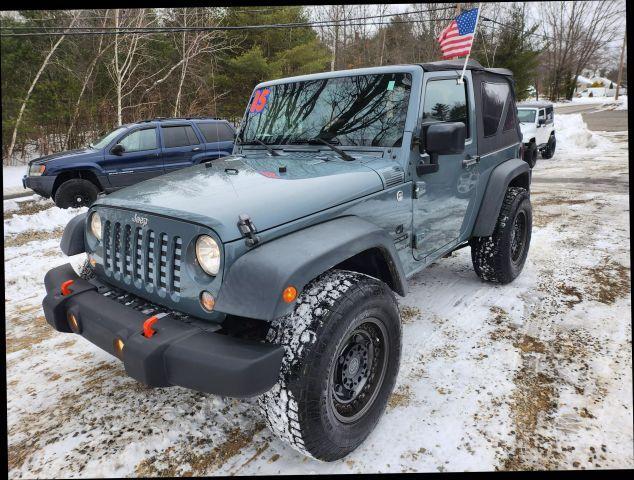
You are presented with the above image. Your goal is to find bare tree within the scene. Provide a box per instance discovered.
[6,12,79,163]
[66,10,111,148]
[541,1,624,100]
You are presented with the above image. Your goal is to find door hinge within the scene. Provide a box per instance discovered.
[413,181,426,199]
[413,232,425,249]
[237,213,260,247]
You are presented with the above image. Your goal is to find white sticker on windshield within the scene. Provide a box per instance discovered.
[387,80,395,91]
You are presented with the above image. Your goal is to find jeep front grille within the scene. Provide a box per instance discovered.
[103,220,182,296]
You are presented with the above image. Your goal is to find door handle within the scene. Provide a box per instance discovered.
[462,155,480,168]
[192,147,201,152]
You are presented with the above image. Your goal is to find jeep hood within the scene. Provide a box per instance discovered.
[519,123,536,143]
[96,153,385,242]
[30,148,97,166]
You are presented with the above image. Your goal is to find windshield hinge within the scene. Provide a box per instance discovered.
[237,213,260,247]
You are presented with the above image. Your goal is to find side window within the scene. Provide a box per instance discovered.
[502,98,517,131]
[545,107,554,124]
[162,125,200,148]
[196,123,235,143]
[482,82,510,137]
[422,79,470,137]
[118,128,157,152]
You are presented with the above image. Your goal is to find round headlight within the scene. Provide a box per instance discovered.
[195,235,220,276]
[90,212,102,241]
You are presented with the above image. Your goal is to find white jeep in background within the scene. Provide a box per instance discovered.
[517,101,556,167]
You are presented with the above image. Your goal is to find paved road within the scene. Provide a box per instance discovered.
[581,110,628,132]
[554,102,628,132]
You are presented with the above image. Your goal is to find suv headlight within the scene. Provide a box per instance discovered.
[195,235,220,276]
[90,212,102,241]
[29,164,45,176]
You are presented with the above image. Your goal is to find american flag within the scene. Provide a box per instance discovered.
[438,8,479,60]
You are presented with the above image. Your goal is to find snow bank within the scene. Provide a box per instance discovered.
[555,113,613,153]
[4,204,86,235]
[3,165,28,195]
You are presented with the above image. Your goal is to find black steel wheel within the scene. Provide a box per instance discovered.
[330,318,389,424]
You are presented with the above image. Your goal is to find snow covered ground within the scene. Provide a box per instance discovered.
[3,165,29,196]
[5,114,632,476]
[551,95,628,110]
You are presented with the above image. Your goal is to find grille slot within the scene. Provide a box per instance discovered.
[146,230,155,284]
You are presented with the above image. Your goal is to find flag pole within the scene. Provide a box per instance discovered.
[458,3,482,84]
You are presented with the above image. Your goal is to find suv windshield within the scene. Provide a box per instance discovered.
[90,126,127,149]
[241,73,412,147]
[517,109,536,123]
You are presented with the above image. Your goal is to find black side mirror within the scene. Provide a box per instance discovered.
[538,118,546,126]
[111,144,125,156]
[417,122,466,175]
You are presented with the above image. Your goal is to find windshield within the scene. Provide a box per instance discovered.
[90,127,127,149]
[241,73,412,147]
[517,109,536,123]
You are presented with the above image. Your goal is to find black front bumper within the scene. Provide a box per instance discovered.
[42,263,284,398]
[23,174,55,197]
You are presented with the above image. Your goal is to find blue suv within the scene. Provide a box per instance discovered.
[23,118,235,208]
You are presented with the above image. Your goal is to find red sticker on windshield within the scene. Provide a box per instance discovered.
[250,88,270,114]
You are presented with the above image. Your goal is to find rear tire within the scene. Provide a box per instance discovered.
[54,179,99,208]
[258,269,402,461]
[541,134,556,159]
[470,187,532,284]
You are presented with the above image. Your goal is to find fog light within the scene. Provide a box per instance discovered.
[200,291,215,312]
[282,286,297,303]
[113,338,125,359]
[67,312,81,333]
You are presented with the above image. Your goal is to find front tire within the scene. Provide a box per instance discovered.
[541,134,556,159]
[54,179,99,208]
[470,187,532,284]
[524,141,538,168]
[258,270,402,461]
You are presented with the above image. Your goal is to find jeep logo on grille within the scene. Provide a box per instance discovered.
[132,213,148,227]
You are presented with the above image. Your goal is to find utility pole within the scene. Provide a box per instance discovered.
[456,3,462,15]
[615,29,626,101]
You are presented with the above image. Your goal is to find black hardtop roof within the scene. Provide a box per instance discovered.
[419,59,513,77]
[517,101,554,108]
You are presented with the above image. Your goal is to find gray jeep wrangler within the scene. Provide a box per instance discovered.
[42,59,531,462]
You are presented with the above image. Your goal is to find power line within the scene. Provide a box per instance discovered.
[0,5,457,34]
[0,18,457,37]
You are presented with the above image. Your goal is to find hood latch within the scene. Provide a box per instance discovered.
[238,213,260,247]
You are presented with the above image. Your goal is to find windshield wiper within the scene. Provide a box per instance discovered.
[307,137,354,161]
[244,138,280,156]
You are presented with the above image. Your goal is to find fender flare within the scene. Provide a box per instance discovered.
[214,216,408,321]
[60,212,87,256]
[472,158,530,237]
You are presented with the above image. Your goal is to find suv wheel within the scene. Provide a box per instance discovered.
[524,141,538,168]
[258,269,402,461]
[541,134,556,159]
[470,187,532,284]
[54,179,99,208]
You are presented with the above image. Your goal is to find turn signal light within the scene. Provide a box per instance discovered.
[113,338,125,359]
[67,312,81,333]
[200,291,215,312]
[282,286,298,303]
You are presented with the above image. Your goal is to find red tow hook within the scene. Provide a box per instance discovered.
[143,315,159,338]
[61,280,75,296]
